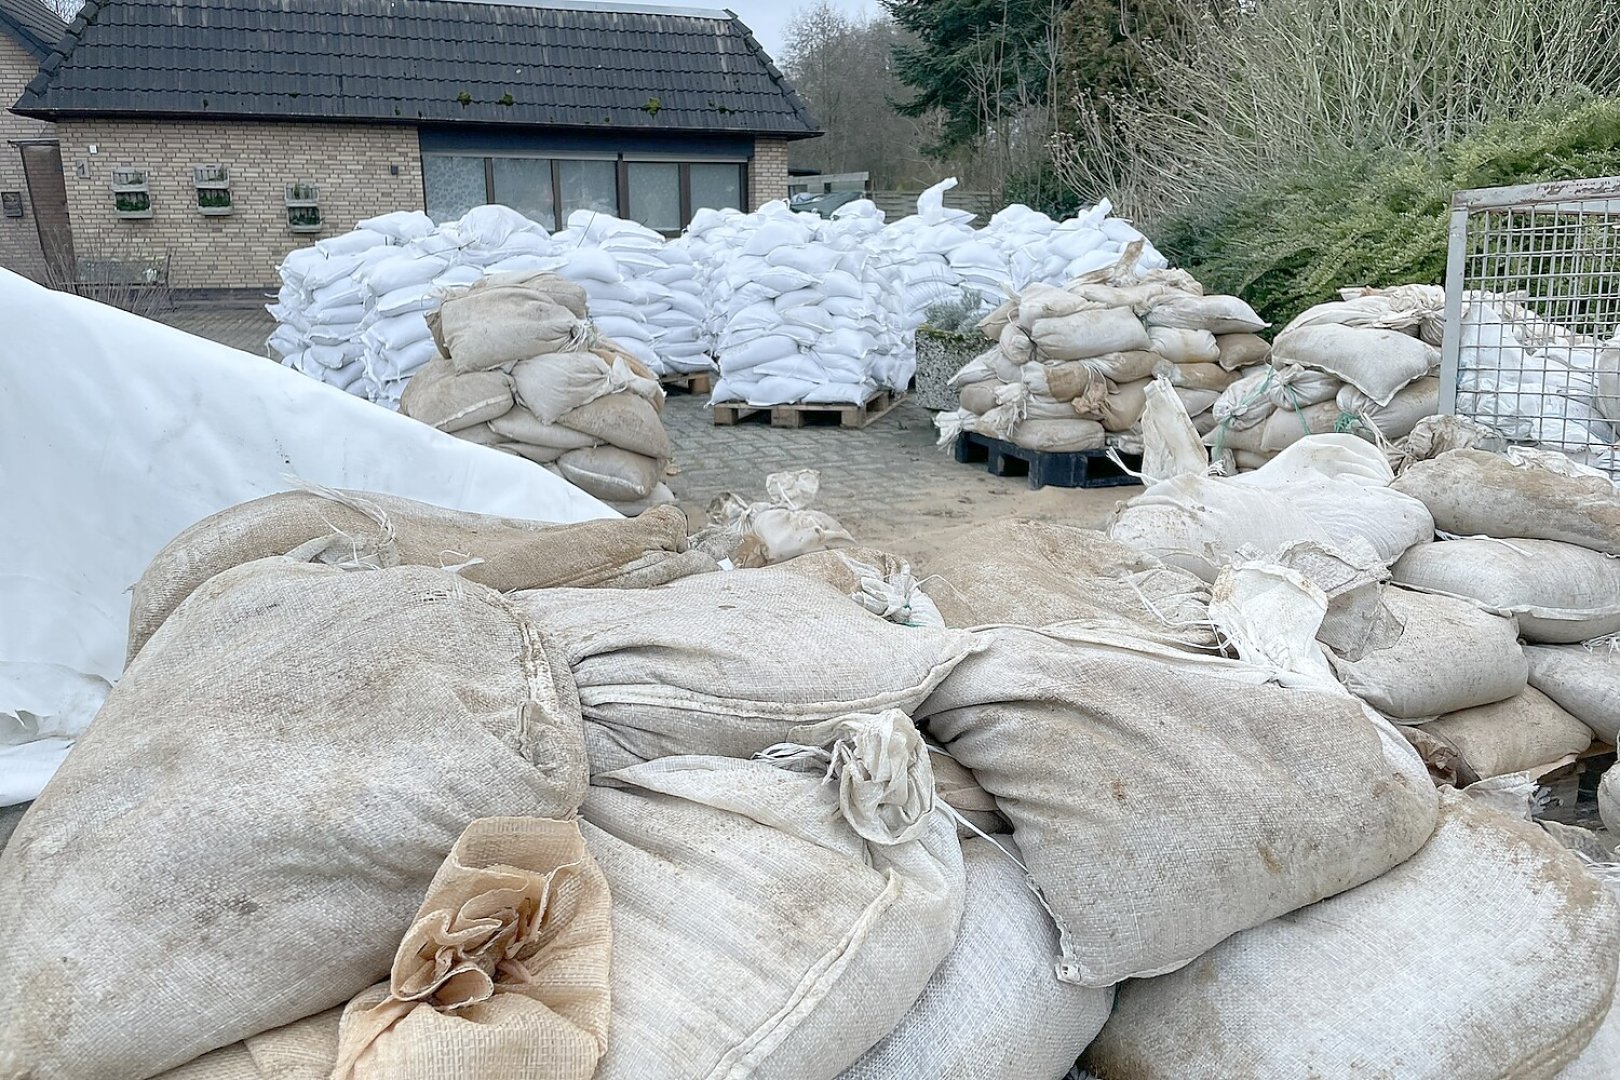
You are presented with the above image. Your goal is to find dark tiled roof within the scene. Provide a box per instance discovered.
[0,0,67,57]
[14,0,820,137]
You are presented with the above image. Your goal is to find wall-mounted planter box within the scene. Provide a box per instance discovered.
[111,168,152,219]
[194,164,233,216]
[285,183,321,233]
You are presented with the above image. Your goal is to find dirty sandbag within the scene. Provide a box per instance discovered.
[1099,378,1150,431]
[839,836,1112,1080]
[511,351,661,426]
[1400,687,1593,786]
[1393,448,1620,556]
[1326,587,1528,721]
[1272,539,1396,660]
[1083,792,1620,1080]
[470,269,590,319]
[1145,326,1221,365]
[1271,323,1436,406]
[439,286,585,373]
[1029,308,1152,360]
[127,492,693,660]
[332,818,611,1080]
[914,520,1216,648]
[149,1010,342,1080]
[513,571,977,774]
[487,407,603,450]
[1392,538,1620,643]
[398,356,515,433]
[763,548,945,629]
[1215,333,1270,370]
[581,719,964,1080]
[919,625,1437,987]
[1138,375,1209,484]
[554,392,675,461]
[0,561,589,1080]
[688,469,857,567]
[555,446,663,503]
[1525,643,1620,744]
[926,748,1009,838]
[1143,293,1267,335]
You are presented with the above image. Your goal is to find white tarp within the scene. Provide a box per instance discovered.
[0,268,614,805]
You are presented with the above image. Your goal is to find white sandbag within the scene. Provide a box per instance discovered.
[582,721,964,1080]
[1111,436,1434,581]
[1337,375,1437,440]
[1084,792,1620,1079]
[1392,538,1620,643]
[1210,365,1278,431]
[0,560,589,1080]
[513,571,976,774]
[1406,687,1593,784]
[1328,587,1527,720]
[1139,375,1209,484]
[1160,360,1237,393]
[1144,294,1267,334]
[919,625,1438,987]
[1560,957,1620,1079]
[1272,322,1437,405]
[1393,448,1620,555]
[556,446,663,503]
[1602,765,1619,835]
[838,837,1113,1080]
[1265,362,1342,410]
[1145,326,1220,364]
[1029,308,1151,360]
[1525,644,1620,743]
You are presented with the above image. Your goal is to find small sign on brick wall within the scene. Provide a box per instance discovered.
[1,192,22,218]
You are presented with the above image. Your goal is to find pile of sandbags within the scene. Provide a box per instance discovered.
[687,468,857,567]
[934,246,1264,456]
[1206,285,1445,472]
[398,271,677,515]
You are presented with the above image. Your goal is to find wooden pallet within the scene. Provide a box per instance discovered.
[712,389,905,429]
[660,370,713,395]
[954,431,1143,490]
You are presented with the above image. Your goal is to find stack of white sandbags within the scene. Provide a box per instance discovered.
[398,271,676,516]
[934,247,1263,455]
[710,202,909,407]
[1207,285,1446,472]
[550,211,669,374]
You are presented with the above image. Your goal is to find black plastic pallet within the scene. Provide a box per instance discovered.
[954,431,1143,490]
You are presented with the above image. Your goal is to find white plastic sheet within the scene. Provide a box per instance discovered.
[0,269,614,805]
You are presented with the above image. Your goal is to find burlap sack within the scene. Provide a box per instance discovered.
[399,356,515,433]
[0,560,589,1080]
[1393,448,1620,555]
[915,520,1216,649]
[1084,792,1620,1078]
[556,446,663,503]
[839,836,1112,1080]
[151,1010,341,1080]
[1327,586,1528,720]
[127,491,694,661]
[582,716,964,1080]
[513,570,977,774]
[1400,687,1593,786]
[511,351,661,426]
[918,625,1438,987]
[555,392,674,460]
[1526,644,1620,743]
[474,270,589,318]
[333,818,611,1080]
[1392,537,1620,643]
[488,405,602,450]
[440,286,583,373]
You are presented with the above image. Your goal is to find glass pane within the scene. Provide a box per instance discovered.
[691,162,743,213]
[490,157,556,229]
[627,162,681,232]
[557,159,619,220]
[422,155,486,223]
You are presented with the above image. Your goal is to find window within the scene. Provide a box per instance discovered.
[557,159,619,220]
[490,158,556,227]
[423,155,486,223]
[690,163,744,213]
[627,162,680,232]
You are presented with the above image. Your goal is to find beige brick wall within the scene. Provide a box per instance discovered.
[0,36,55,282]
[750,136,790,211]
[56,119,424,289]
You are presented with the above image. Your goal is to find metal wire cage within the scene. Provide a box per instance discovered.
[1439,177,1620,478]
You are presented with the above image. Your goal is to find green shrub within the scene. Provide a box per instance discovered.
[1159,97,1620,328]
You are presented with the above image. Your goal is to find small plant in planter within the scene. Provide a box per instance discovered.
[193,164,233,216]
[197,186,233,214]
[111,168,152,220]
[284,183,322,233]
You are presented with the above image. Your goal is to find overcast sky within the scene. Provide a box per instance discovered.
[639,0,883,59]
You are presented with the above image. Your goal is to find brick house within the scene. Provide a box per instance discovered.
[0,0,65,281]
[11,0,819,290]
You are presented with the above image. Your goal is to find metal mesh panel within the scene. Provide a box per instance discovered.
[1440,178,1620,478]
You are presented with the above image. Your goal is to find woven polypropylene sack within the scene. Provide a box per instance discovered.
[151,1011,341,1080]
[1602,765,1620,835]
[839,837,1112,1080]
[581,748,964,1080]
[1327,587,1527,720]
[440,286,581,373]
[918,625,1437,987]
[514,571,977,773]
[399,358,515,433]
[915,520,1216,649]
[1392,538,1620,643]
[333,818,611,1080]
[1406,687,1594,785]
[0,561,588,1080]
[1393,449,1620,555]
[1526,644,1620,743]
[1560,958,1620,1080]
[127,492,694,661]
[1083,792,1620,1079]
[1271,323,1435,406]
